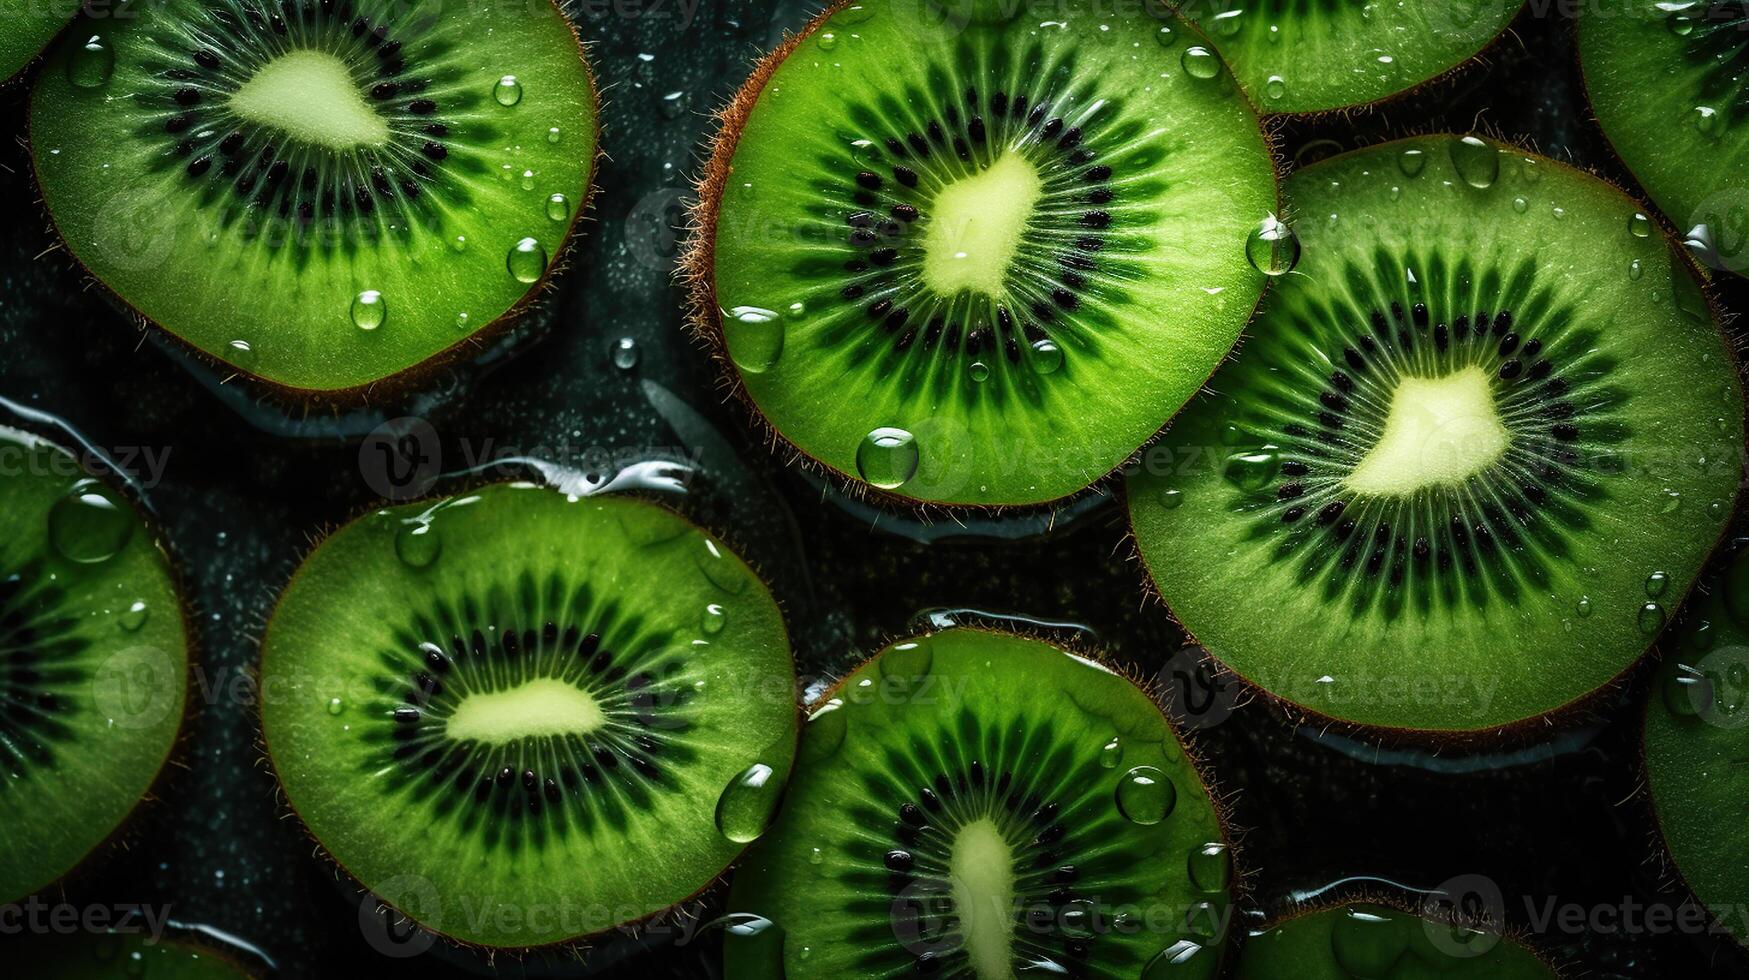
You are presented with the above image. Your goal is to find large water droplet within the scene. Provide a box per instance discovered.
[1264,75,1286,101]
[1159,487,1184,510]
[969,361,990,383]
[507,237,546,283]
[1449,136,1499,189]
[546,192,570,222]
[1029,338,1064,375]
[611,336,640,370]
[49,481,134,564]
[1142,940,1210,977]
[326,697,345,716]
[1098,736,1123,769]
[120,600,150,633]
[1629,212,1653,238]
[1397,148,1426,177]
[856,427,919,490]
[725,306,785,374]
[1115,765,1176,825]
[350,290,386,330]
[702,603,727,635]
[1188,842,1231,893]
[394,521,441,568]
[1246,214,1300,276]
[1639,602,1668,636]
[695,536,750,594]
[492,74,523,106]
[1223,446,1280,493]
[801,699,848,763]
[715,762,782,844]
[879,638,935,682]
[1646,570,1671,597]
[1180,46,1221,80]
[68,34,115,90]
[1331,906,1407,976]
[1695,105,1722,137]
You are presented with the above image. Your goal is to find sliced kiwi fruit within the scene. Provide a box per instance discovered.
[1128,134,1745,733]
[1238,902,1559,979]
[1183,0,1524,115]
[0,0,77,82]
[10,932,256,979]
[1578,1,1749,276]
[688,0,1278,507]
[260,484,798,948]
[1643,541,1749,942]
[724,627,1234,978]
[30,0,599,394]
[0,426,190,903]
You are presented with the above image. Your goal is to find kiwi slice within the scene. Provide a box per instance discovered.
[0,0,76,82]
[10,932,255,979]
[689,0,1278,507]
[724,628,1234,978]
[1183,0,1523,115]
[1578,1,1749,275]
[1642,543,1749,942]
[260,484,798,948]
[29,0,599,393]
[1128,134,1746,733]
[0,426,190,903]
[1238,902,1558,979]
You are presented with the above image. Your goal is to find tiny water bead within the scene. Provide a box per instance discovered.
[546,192,570,222]
[1629,257,1644,280]
[492,74,523,106]
[1397,147,1426,177]
[1099,735,1124,769]
[1512,196,1529,214]
[350,290,386,331]
[968,360,990,383]
[1576,596,1593,618]
[715,762,782,844]
[1246,214,1301,277]
[1640,602,1668,636]
[1029,337,1064,375]
[547,126,561,143]
[507,237,547,284]
[67,34,116,90]
[1630,212,1653,238]
[120,600,150,632]
[1159,487,1185,509]
[326,697,344,716]
[1695,105,1721,137]
[724,306,785,375]
[394,521,441,569]
[48,480,134,564]
[520,169,536,191]
[1187,841,1231,893]
[455,311,471,332]
[1180,45,1221,80]
[1449,136,1500,189]
[1115,765,1176,825]
[702,603,727,635]
[611,336,640,370]
[856,427,920,490]
[226,339,257,366]
[1264,75,1286,101]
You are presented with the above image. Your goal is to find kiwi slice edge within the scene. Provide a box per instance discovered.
[0,0,77,83]
[1236,894,1564,979]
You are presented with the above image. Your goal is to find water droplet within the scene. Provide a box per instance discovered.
[1397,148,1426,177]
[326,697,345,716]
[451,234,468,252]
[725,306,785,374]
[1629,258,1644,280]
[394,521,441,568]
[1332,907,1407,975]
[816,30,839,50]
[227,338,257,366]
[1695,105,1721,137]
[350,290,386,330]
[1098,736,1123,769]
[695,536,750,594]
[802,698,848,763]
[546,126,561,143]
[660,90,688,119]
[1159,488,1184,510]
[1029,337,1064,374]
[1661,488,1683,513]
[1142,940,1210,978]
[1061,899,1099,939]
[1188,842,1231,893]
[831,2,873,25]
[519,169,536,191]
[1264,75,1286,100]
[1629,212,1653,238]
[507,237,546,283]
[1449,135,1499,189]
[1154,24,1176,46]
[1511,196,1528,214]
[856,427,919,490]
[455,312,471,332]
[807,847,824,865]
[1246,214,1300,276]
[702,603,727,635]
[1180,46,1221,80]
[1576,596,1593,618]
[1663,662,1709,717]
[713,913,786,975]
[715,762,782,844]
[1646,570,1671,597]
[968,361,990,383]
[1639,602,1668,636]
[1668,7,1698,33]
[546,192,570,222]
[120,600,149,632]
[1115,765,1176,825]
[492,75,523,106]
[880,638,935,681]
[68,34,115,90]
[611,336,640,370]
[48,481,134,564]
[1223,446,1280,493]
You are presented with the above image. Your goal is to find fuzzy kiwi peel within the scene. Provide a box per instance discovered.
[687,0,1279,508]
[1238,898,1561,979]
[1128,134,1745,734]
[9,932,257,979]
[723,627,1235,979]
[259,484,799,949]
[29,0,600,395]
[0,426,191,905]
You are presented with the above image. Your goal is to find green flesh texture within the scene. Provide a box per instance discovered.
[0,427,189,903]
[725,629,1232,980]
[1128,135,1746,732]
[1184,0,1523,114]
[30,0,598,392]
[0,0,77,82]
[1643,544,1749,942]
[709,0,1275,506]
[14,934,254,979]
[1579,1,1749,277]
[1237,903,1556,979]
[259,485,797,948]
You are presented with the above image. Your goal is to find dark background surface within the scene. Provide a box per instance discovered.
[0,1,1746,976]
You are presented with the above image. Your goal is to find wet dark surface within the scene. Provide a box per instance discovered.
[0,2,1746,977]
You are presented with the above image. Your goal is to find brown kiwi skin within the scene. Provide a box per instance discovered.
[680,0,1285,516]
[1124,134,1748,749]
[0,427,201,908]
[252,477,802,955]
[23,0,603,409]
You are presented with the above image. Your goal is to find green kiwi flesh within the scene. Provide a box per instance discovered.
[30,0,598,393]
[11,932,255,979]
[693,0,1277,506]
[1579,1,1749,276]
[1184,0,1524,114]
[259,484,797,948]
[1128,135,1745,732]
[723,628,1233,979]
[0,427,190,904]
[1237,902,1558,979]
[1643,541,1749,943]
[0,0,77,82]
